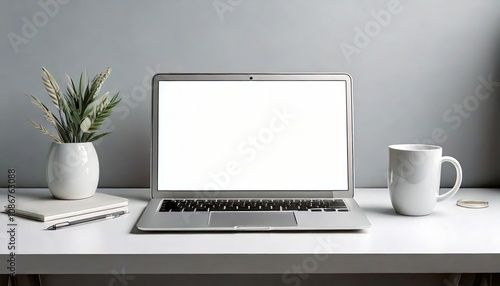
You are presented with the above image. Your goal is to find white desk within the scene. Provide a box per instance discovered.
[1,188,499,275]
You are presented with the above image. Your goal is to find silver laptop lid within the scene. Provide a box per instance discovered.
[151,74,354,199]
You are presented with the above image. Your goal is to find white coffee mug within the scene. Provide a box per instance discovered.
[388,144,462,216]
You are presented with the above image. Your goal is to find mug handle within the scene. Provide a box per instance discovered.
[437,156,463,202]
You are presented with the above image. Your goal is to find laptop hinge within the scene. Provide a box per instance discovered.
[152,190,352,199]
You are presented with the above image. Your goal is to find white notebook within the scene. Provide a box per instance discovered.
[10,193,128,222]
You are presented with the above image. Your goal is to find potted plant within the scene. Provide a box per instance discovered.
[27,67,121,199]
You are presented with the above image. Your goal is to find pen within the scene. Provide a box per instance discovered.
[46,210,129,230]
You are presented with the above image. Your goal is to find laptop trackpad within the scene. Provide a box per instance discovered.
[208,212,297,228]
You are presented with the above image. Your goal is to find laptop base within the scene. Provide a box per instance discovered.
[137,198,370,231]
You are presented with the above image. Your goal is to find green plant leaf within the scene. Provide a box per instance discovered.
[41,77,59,110]
[81,85,90,112]
[88,132,111,142]
[81,99,119,133]
[41,67,61,110]
[29,67,119,143]
[82,91,108,120]
[42,67,60,93]
[69,77,78,99]
[54,120,70,143]
[80,117,92,133]
[79,70,88,99]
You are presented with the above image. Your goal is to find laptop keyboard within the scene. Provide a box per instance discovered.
[159,199,348,212]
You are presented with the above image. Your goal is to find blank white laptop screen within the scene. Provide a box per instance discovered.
[157,80,348,191]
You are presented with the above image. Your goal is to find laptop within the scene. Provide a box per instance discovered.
[136,73,370,231]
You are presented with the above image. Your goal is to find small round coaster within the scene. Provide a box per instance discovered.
[456,199,489,209]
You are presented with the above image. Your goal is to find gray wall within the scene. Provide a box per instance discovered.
[1,0,500,189]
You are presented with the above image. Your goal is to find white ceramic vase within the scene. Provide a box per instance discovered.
[46,142,99,200]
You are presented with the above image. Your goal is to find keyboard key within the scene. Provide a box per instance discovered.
[158,199,348,212]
